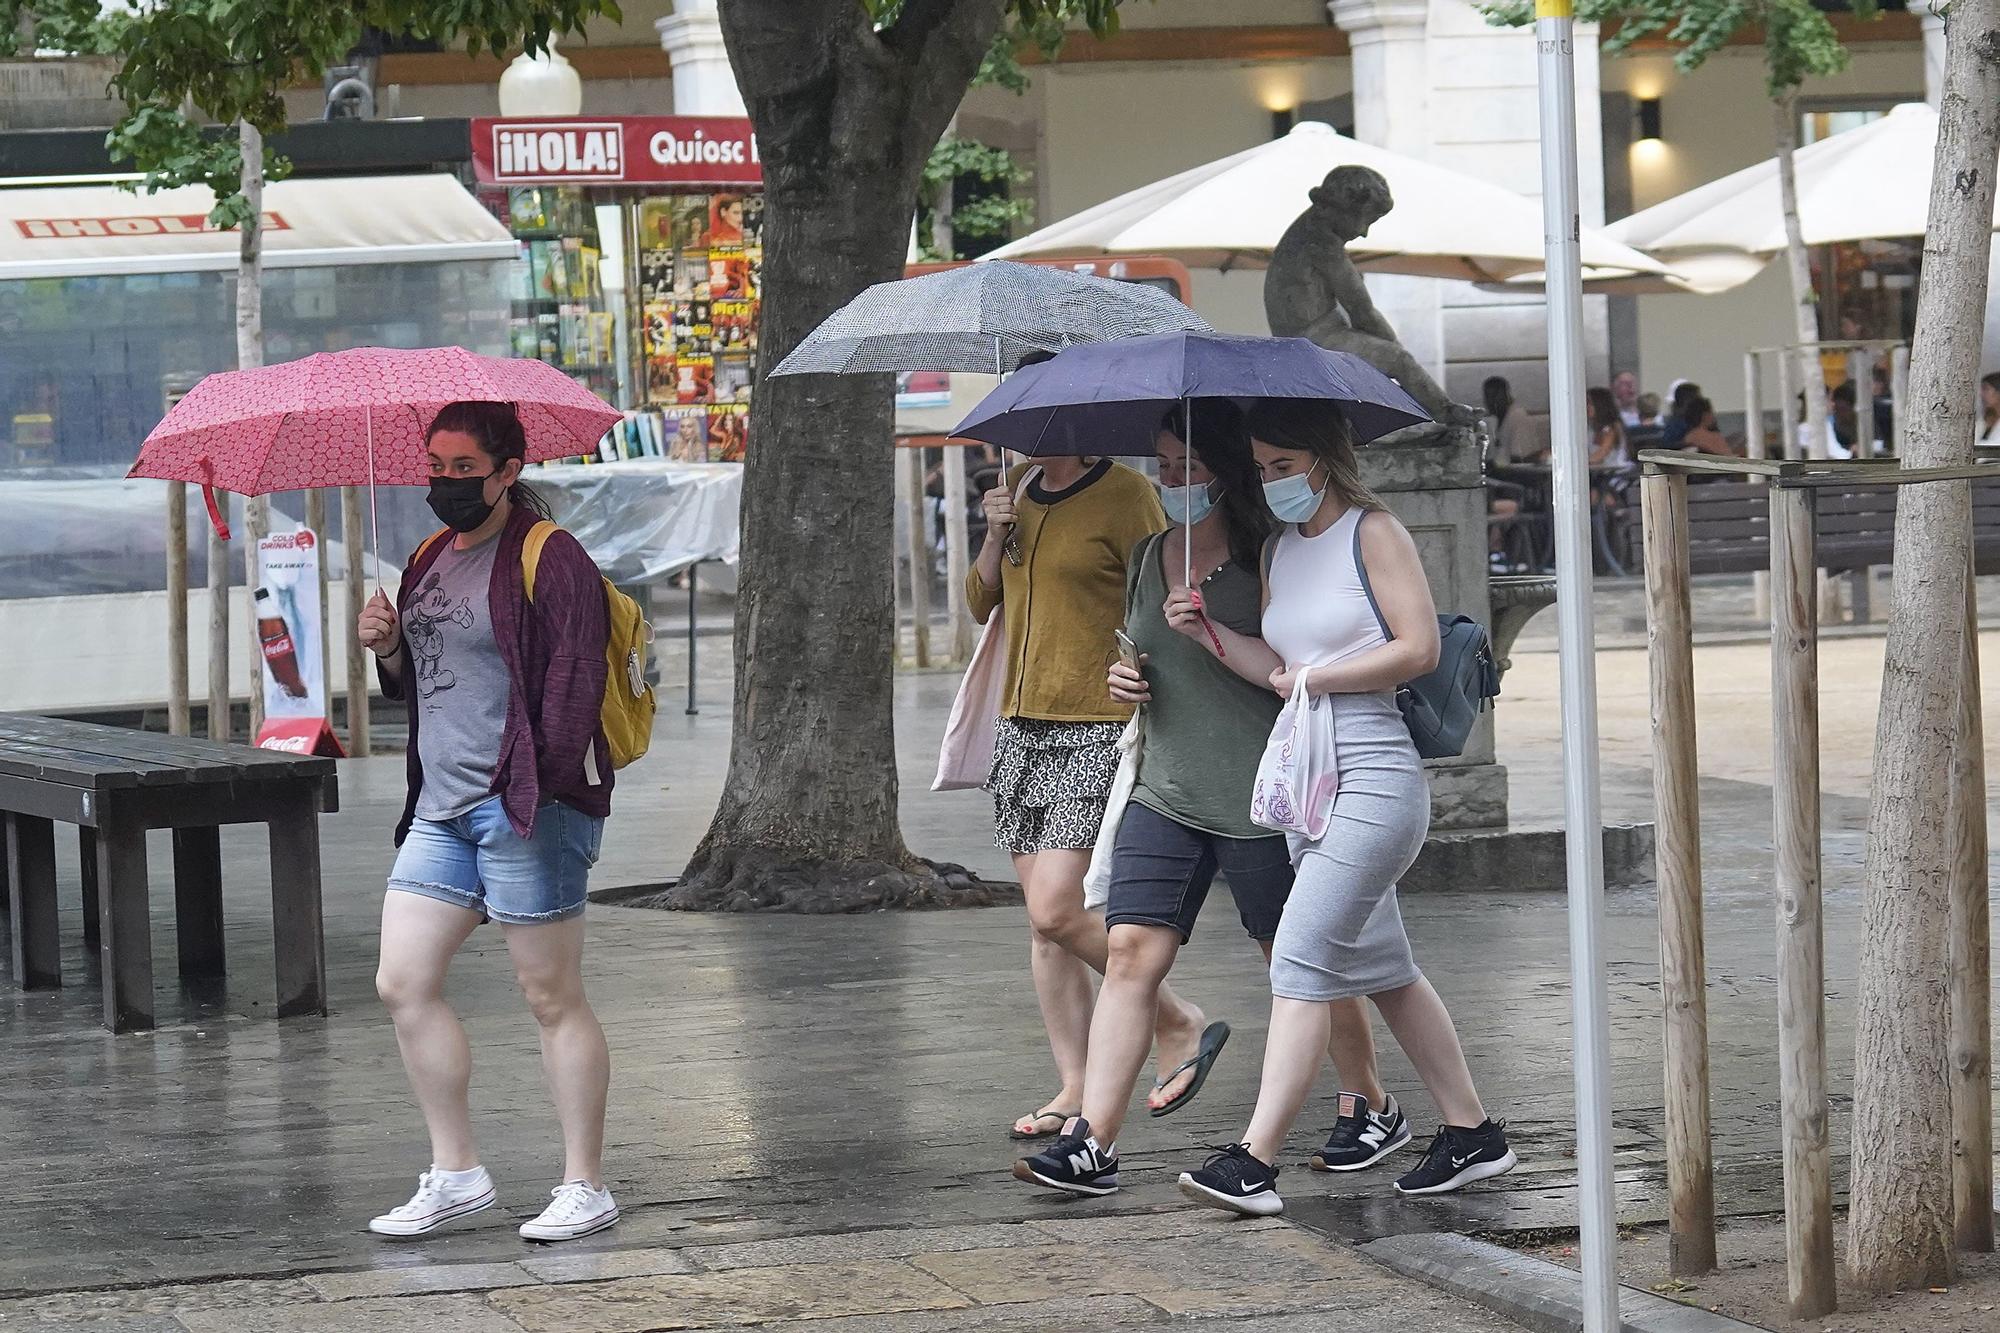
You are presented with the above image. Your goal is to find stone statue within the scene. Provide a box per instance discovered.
[1265,165,1478,427]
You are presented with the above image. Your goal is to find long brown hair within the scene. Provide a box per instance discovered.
[1160,399,1273,571]
[1244,398,1384,513]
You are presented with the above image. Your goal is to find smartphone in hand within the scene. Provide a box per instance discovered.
[1114,628,1140,673]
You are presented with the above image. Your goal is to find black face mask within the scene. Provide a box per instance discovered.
[427,473,498,533]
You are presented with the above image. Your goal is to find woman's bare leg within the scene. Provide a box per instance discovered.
[1371,975,1488,1127]
[375,892,483,1170]
[502,915,610,1186]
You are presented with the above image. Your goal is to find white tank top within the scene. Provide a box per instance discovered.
[1261,505,1387,670]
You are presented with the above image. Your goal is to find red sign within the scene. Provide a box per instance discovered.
[471,117,762,187]
[254,716,347,758]
[15,212,291,240]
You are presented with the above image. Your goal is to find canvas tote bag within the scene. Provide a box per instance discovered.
[1248,683,1339,840]
[1083,710,1144,909]
[932,468,1040,792]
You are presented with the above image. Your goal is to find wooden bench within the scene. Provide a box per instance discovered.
[1653,475,2000,578]
[0,715,338,1033]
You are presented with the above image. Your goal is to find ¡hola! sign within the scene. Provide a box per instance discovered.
[15,212,291,240]
[471,116,762,187]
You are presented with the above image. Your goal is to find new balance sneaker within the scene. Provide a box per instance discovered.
[1012,1118,1120,1196]
[1393,1121,1518,1196]
[1177,1143,1284,1217]
[1311,1092,1413,1172]
[520,1180,621,1242]
[368,1166,497,1237]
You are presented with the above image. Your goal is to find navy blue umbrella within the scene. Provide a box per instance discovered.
[950,332,1430,456]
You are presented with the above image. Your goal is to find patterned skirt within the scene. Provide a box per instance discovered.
[987,716,1125,855]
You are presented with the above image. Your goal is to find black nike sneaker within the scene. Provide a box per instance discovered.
[1311,1092,1413,1172]
[1393,1120,1518,1196]
[1177,1142,1283,1216]
[1012,1118,1120,1197]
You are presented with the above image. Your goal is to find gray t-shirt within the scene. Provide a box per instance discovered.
[410,536,511,821]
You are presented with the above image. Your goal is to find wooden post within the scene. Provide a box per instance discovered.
[942,443,974,664]
[1775,349,1798,461]
[166,482,191,736]
[899,446,931,669]
[1949,560,1993,1253]
[1769,482,1836,1320]
[891,447,913,667]
[1891,346,1911,454]
[245,496,270,736]
[342,486,371,756]
[207,492,231,741]
[304,490,330,703]
[1643,470,1718,1275]
[1746,353,1771,621]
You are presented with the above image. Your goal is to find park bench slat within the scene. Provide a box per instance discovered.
[0,715,322,782]
[0,740,151,787]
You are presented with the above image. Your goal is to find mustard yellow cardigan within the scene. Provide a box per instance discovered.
[967,462,1167,724]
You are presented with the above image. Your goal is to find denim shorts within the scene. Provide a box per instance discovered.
[387,796,603,926]
[1104,801,1294,944]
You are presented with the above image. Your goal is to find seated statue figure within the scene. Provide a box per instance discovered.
[1265,165,1477,427]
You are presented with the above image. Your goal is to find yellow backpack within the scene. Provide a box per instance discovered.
[415,523,656,772]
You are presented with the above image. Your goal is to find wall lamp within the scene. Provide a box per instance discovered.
[1271,106,1296,139]
[1636,97,1664,143]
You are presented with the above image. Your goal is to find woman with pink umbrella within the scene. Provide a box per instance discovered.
[132,352,629,1243]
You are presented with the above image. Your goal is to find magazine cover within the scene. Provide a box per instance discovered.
[672,195,711,252]
[667,406,709,461]
[638,197,678,251]
[707,403,749,462]
[676,354,715,404]
[709,251,751,300]
[708,193,749,247]
[716,352,753,402]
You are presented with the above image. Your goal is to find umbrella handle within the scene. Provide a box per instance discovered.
[202,485,231,542]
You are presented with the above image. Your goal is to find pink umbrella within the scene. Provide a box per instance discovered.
[130,345,622,574]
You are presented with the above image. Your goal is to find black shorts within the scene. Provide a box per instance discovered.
[1104,802,1294,944]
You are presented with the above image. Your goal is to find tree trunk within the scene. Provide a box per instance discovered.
[1770,90,1829,462]
[649,0,1014,912]
[239,122,269,737]
[1848,0,2000,1293]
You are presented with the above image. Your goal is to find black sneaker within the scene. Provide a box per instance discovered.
[1311,1092,1413,1172]
[1393,1120,1518,1196]
[1177,1142,1283,1216]
[1012,1118,1119,1197]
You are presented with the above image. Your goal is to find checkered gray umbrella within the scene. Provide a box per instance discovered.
[769,260,1213,377]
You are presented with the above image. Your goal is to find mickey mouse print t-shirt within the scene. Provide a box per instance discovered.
[408,534,511,820]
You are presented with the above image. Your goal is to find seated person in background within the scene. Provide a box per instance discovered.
[1677,397,1739,458]
[1483,375,1548,464]
[1626,393,1666,452]
[1659,382,1702,449]
[1830,382,1860,457]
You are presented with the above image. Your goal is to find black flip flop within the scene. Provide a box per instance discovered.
[1149,1020,1231,1119]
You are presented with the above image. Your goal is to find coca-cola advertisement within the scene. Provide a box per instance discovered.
[254,529,342,755]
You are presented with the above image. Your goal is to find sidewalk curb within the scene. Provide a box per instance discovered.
[1357,1233,1766,1333]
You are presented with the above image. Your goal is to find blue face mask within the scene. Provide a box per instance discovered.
[1158,479,1219,526]
[1262,461,1326,524]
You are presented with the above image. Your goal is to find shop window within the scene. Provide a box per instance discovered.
[1797,98,1923,349]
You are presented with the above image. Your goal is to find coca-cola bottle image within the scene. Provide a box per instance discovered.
[255,587,308,699]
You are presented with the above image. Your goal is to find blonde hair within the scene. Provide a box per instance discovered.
[1244,399,1385,513]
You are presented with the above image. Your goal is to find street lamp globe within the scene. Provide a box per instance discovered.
[498,41,583,117]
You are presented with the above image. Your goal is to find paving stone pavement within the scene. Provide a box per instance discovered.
[4,595,1997,1330]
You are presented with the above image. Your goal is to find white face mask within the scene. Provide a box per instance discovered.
[1158,479,1219,526]
[1262,460,1326,524]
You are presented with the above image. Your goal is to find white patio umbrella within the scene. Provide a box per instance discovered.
[987,120,1669,283]
[1502,102,1994,296]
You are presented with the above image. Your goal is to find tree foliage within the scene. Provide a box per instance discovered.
[1483,0,1876,94]
[2,1,622,225]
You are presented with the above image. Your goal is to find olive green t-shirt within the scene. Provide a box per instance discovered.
[1124,532,1284,840]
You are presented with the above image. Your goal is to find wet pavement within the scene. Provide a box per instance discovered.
[4,595,1997,1330]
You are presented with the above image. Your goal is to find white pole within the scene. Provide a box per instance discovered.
[1533,5,1619,1329]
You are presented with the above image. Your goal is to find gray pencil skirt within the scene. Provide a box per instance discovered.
[1268,691,1430,1003]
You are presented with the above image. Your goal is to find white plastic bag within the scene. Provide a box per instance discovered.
[1083,711,1144,910]
[1249,686,1339,840]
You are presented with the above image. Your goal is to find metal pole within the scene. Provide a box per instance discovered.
[166,482,190,737]
[686,561,700,716]
[207,492,231,741]
[1533,6,1619,1328]
[342,485,371,756]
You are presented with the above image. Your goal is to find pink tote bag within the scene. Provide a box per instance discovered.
[933,468,1039,793]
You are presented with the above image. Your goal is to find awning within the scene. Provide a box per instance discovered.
[0,172,517,281]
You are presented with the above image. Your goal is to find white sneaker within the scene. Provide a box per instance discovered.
[368,1166,497,1237]
[519,1180,620,1242]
